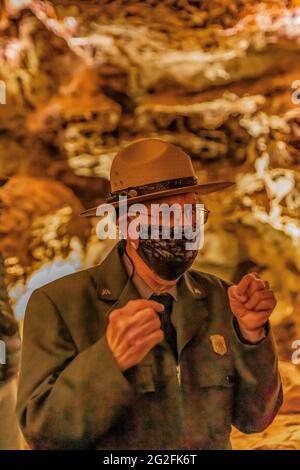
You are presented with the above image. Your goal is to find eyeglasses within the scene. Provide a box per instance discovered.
[191,207,210,225]
[126,206,210,225]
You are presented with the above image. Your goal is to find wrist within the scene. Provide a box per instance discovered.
[236,322,266,344]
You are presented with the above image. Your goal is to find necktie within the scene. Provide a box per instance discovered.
[150,293,178,363]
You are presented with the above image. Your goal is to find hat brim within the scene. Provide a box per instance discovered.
[80,180,235,217]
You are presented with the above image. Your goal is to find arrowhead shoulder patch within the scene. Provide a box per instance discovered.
[101,288,112,296]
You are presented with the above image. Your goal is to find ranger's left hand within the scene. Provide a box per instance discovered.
[228,273,276,343]
[0,332,21,381]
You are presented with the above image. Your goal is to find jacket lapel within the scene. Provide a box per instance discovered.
[91,241,140,316]
[90,242,153,368]
[173,270,209,361]
[93,242,129,301]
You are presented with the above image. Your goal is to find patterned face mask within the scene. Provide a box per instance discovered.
[137,225,199,281]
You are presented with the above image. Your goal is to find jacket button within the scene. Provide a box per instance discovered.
[226,374,235,384]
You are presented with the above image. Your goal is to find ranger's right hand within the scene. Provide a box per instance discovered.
[106,299,164,371]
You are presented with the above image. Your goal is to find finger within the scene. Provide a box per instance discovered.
[2,334,21,354]
[108,306,160,343]
[5,366,19,378]
[247,280,267,297]
[238,312,270,331]
[121,329,164,365]
[133,329,164,348]
[253,298,276,312]
[6,351,21,367]
[228,285,248,304]
[108,304,156,330]
[122,299,165,315]
[250,271,261,279]
[119,338,156,369]
[109,300,162,322]
[236,273,265,298]
[244,290,274,310]
[237,307,271,322]
[131,307,159,326]
[235,273,256,296]
[126,317,161,346]
[121,308,159,337]
[229,296,248,317]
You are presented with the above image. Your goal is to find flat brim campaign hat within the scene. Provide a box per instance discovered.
[81,138,235,216]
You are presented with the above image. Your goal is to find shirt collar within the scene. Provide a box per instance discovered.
[122,251,177,300]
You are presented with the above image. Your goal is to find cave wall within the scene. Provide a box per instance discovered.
[0,0,300,449]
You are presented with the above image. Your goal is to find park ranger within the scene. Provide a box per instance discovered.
[17,138,282,450]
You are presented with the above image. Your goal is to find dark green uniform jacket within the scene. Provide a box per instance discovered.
[17,242,282,450]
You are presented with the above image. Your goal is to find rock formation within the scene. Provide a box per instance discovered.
[0,0,300,449]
